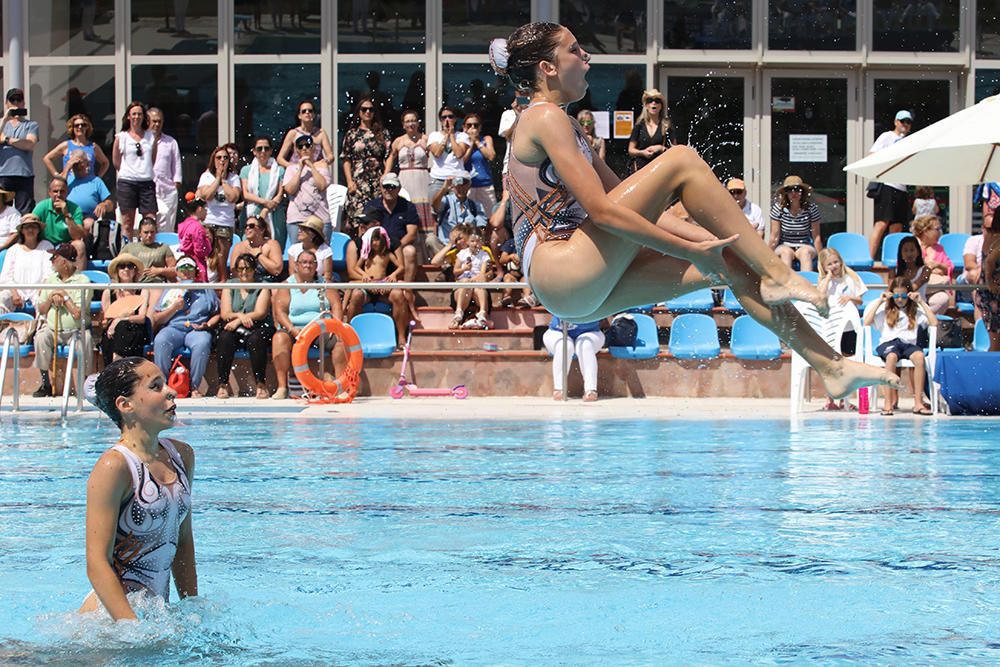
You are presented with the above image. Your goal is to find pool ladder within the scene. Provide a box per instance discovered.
[0,324,23,412]
[0,325,86,418]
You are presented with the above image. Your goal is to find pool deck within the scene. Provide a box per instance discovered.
[3,395,983,420]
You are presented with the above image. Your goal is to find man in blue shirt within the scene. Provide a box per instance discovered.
[66,150,113,226]
[0,88,40,213]
[364,172,421,315]
[432,171,487,245]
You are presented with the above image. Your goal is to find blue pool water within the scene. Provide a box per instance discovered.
[1,415,1000,665]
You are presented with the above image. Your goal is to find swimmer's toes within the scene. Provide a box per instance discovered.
[821,360,900,399]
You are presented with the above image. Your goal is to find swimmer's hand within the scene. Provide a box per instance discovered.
[695,232,739,256]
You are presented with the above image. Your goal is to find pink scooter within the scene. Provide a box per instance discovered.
[390,321,469,399]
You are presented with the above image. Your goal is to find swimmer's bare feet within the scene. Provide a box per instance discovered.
[760,272,829,317]
[817,357,901,400]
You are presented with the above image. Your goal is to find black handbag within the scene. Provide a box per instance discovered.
[866,182,883,199]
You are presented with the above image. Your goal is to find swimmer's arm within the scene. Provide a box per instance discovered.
[85,450,137,620]
[171,440,198,599]
[590,152,622,193]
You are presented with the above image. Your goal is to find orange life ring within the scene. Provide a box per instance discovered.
[291,318,364,403]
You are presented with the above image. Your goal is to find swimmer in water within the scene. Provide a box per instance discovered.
[493,22,899,398]
[80,357,197,620]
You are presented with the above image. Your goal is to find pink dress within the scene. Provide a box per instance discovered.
[396,137,432,232]
[178,215,212,282]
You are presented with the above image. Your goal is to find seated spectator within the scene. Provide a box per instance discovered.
[178,196,212,282]
[0,214,53,314]
[345,225,407,342]
[363,172,420,319]
[34,176,87,271]
[270,250,345,399]
[542,316,605,402]
[912,215,953,315]
[960,231,984,317]
[195,145,242,282]
[42,113,110,180]
[217,253,274,399]
[120,216,177,283]
[99,253,151,365]
[229,215,284,282]
[498,236,535,308]
[451,232,493,330]
[430,223,475,282]
[0,188,21,248]
[727,177,764,238]
[31,243,93,397]
[769,175,822,271]
[484,187,512,260]
[65,150,113,227]
[432,172,487,247]
[345,212,412,341]
[150,256,220,398]
[287,215,333,282]
[817,247,865,410]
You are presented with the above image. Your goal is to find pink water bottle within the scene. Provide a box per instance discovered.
[858,387,869,415]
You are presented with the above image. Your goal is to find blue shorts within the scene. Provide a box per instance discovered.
[876,338,922,362]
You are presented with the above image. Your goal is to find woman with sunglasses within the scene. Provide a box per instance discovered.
[195,146,243,282]
[769,175,822,271]
[428,105,471,202]
[240,136,287,249]
[491,22,897,399]
[277,99,334,168]
[575,109,605,162]
[627,88,674,175]
[283,134,331,246]
[385,110,432,235]
[229,215,283,282]
[100,253,151,366]
[461,112,498,215]
[341,96,392,233]
[112,101,158,242]
[42,113,110,180]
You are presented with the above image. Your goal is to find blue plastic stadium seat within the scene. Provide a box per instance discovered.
[155,232,180,246]
[665,288,714,313]
[827,232,874,269]
[330,232,351,273]
[81,270,111,314]
[939,233,970,269]
[730,315,782,360]
[974,319,989,352]
[880,233,912,269]
[608,313,660,360]
[855,270,884,312]
[798,270,819,284]
[668,313,720,360]
[350,312,396,358]
[86,259,111,272]
[721,289,745,313]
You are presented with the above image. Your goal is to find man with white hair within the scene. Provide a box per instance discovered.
[149,107,182,232]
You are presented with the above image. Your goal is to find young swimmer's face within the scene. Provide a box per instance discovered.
[119,360,177,429]
[823,255,843,277]
[547,29,591,102]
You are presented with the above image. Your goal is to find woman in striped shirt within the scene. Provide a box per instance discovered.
[769,175,822,271]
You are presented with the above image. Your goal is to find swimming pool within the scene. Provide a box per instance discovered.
[2,414,999,664]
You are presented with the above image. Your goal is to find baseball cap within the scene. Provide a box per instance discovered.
[726,178,747,191]
[895,110,913,122]
[49,242,78,262]
[294,134,314,148]
[381,172,401,188]
[452,170,472,186]
[175,256,198,271]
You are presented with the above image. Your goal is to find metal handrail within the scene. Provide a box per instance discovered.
[59,329,86,420]
[0,326,23,413]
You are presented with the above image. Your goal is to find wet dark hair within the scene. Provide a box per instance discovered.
[502,22,564,92]
[94,357,147,429]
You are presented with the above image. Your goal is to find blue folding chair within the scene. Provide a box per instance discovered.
[608,313,660,360]
[855,270,884,312]
[939,233,970,270]
[156,232,180,246]
[729,315,782,360]
[665,288,715,313]
[81,270,111,314]
[880,233,911,269]
[350,312,396,358]
[798,270,819,284]
[330,232,351,273]
[827,232,874,269]
[721,289,745,313]
[974,319,990,352]
[667,313,720,359]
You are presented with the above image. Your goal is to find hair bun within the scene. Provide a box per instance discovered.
[489,38,510,75]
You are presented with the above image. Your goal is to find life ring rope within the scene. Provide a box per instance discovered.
[291,317,364,404]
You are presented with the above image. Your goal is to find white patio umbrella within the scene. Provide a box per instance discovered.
[844,94,1000,186]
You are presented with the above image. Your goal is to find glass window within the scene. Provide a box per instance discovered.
[560,0,646,54]
[975,69,1000,103]
[337,0,426,53]
[235,0,321,54]
[666,76,744,182]
[441,64,513,189]
[663,0,751,50]
[132,65,219,189]
[873,0,959,52]
[131,0,217,55]
[30,0,115,56]
[338,64,425,158]
[769,0,856,50]
[442,0,529,53]
[978,4,1000,57]
[234,64,322,162]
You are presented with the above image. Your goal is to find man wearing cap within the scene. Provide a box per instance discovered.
[868,109,913,259]
[431,171,487,246]
[148,107,183,232]
[65,150,114,226]
[0,188,20,248]
[31,243,93,397]
[33,176,88,271]
[726,177,764,238]
[364,172,420,290]
[0,88,39,214]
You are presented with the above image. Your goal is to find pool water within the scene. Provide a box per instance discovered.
[2,415,1000,664]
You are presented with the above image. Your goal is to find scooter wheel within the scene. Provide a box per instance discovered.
[452,385,469,399]
[390,385,405,399]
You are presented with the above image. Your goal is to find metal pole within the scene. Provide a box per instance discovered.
[560,319,569,402]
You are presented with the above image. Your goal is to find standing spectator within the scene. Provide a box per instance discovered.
[868,109,913,259]
[216,253,274,399]
[150,256,220,398]
[148,108,183,232]
[0,189,20,247]
[240,136,286,249]
[112,101,158,242]
[498,97,526,177]
[177,196,212,282]
[0,214,53,314]
[276,99,335,168]
[363,172,420,318]
[283,134,330,245]
[120,216,177,283]
[99,253,151,365]
[543,316,605,401]
[31,243,92,397]
[770,175,822,271]
[195,146,242,282]
[0,88,39,213]
[461,113,497,214]
[576,109,606,162]
[287,215,334,282]
[65,151,114,229]
[427,106,471,198]
[385,110,432,237]
[912,214,953,315]
[432,173,487,245]
[229,216,284,282]
[341,96,392,233]
[34,176,88,271]
[974,219,1000,351]
[912,185,939,220]
[41,114,110,181]
[727,177,765,238]
[627,89,674,174]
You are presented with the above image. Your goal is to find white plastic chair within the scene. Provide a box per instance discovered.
[326,183,348,233]
[789,302,863,415]
[863,323,939,414]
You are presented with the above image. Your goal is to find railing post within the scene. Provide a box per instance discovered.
[560,320,570,402]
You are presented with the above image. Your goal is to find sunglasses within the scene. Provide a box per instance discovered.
[382,184,399,190]
[645,98,663,104]
[729,189,745,195]
[254,145,272,152]
[73,122,87,129]
[215,154,229,160]
[118,264,136,271]
[787,186,803,193]
[579,120,594,126]
[440,114,455,120]
[134,142,143,157]
[892,293,909,300]
[245,222,261,230]
[296,141,313,149]
[237,265,255,272]
[299,108,315,114]
[178,264,197,271]
[360,107,375,113]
